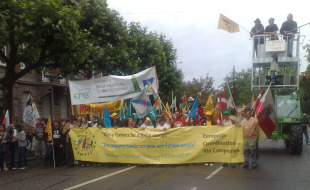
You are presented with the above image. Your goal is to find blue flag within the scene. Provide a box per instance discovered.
[120,104,125,122]
[104,104,112,128]
[188,97,199,118]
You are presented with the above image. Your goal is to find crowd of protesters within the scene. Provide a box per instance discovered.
[1,107,307,171]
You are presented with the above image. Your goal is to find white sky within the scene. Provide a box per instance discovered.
[107,0,310,88]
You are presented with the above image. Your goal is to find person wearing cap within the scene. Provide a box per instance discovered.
[111,112,121,128]
[221,110,237,168]
[280,13,298,57]
[264,18,279,40]
[221,110,236,126]
[156,117,171,130]
[301,113,310,145]
[250,18,264,57]
[139,117,154,129]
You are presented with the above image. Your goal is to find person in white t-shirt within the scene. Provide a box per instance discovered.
[156,117,170,130]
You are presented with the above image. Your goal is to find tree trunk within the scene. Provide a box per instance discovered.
[2,82,13,121]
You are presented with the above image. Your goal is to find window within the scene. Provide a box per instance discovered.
[0,46,7,66]
[42,95,51,119]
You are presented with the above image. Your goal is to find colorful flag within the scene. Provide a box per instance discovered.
[214,93,222,125]
[220,82,235,112]
[145,82,158,100]
[146,108,158,121]
[165,102,172,116]
[255,85,278,138]
[2,110,10,128]
[153,99,161,111]
[170,96,176,109]
[131,89,153,117]
[253,87,265,112]
[23,94,40,127]
[120,104,125,122]
[182,94,188,113]
[218,13,240,33]
[205,95,215,115]
[188,97,199,118]
[45,115,53,142]
[251,93,255,106]
[104,104,112,128]
[134,112,139,122]
[125,102,131,119]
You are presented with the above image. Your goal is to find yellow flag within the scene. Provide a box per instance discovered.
[205,95,215,115]
[166,102,172,116]
[251,93,254,106]
[45,115,53,142]
[242,104,246,111]
[218,14,240,33]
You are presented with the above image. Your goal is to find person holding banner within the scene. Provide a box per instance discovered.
[188,117,198,126]
[111,113,121,128]
[62,117,76,168]
[241,110,260,169]
[156,117,170,130]
[172,111,187,128]
[139,117,154,129]
[127,118,137,128]
[89,115,104,128]
[222,110,237,168]
[205,112,216,126]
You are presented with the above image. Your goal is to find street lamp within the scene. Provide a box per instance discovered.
[44,74,62,120]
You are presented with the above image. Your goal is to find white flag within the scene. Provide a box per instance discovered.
[131,89,152,117]
[23,95,40,127]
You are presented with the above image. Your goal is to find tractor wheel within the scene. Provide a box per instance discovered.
[285,140,290,152]
[288,125,303,155]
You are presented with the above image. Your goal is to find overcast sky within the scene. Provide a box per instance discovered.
[107,0,310,88]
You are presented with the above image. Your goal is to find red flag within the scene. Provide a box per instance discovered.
[255,86,278,138]
[253,87,265,112]
[220,83,235,112]
[2,110,10,128]
[214,93,222,125]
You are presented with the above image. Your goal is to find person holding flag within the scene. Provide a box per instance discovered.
[241,109,260,169]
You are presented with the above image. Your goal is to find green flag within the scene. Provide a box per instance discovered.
[170,96,176,109]
[125,102,131,119]
[147,108,158,121]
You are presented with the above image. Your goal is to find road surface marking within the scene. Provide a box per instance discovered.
[64,166,136,190]
[205,166,223,180]
[190,187,198,190]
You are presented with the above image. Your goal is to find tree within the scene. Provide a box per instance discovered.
[179,73,215,105]
[223,67,252,106]
[0,0,89,114]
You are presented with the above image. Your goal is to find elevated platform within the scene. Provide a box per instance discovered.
[250,33,301,91]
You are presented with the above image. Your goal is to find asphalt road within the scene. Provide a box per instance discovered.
[1,139,310,190]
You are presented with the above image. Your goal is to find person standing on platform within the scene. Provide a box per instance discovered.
[250,18,264,57]
[280,13,298,57]
[264,18,279,40]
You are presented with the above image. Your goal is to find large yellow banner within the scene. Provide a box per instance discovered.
[77,100,123,115]
[71,126,244,164]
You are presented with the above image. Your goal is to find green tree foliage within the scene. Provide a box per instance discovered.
[223,66,252,106]
[178,74,215,106]
[0,0,183,114]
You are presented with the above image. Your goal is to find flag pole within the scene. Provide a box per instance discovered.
[226,81,236,108]
[171,90,174,115]
[68,80,75,116]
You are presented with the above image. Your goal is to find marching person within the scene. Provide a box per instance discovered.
[172,110,187,128]
[301,113,310,145]
[111,113,121,128]
[205,111,216,126]
[139,117,154,129]
[0,124,11,171]
[156,117,171,130]
[222,110,236,168]
[62,117,76,168]
[79,116,90,167]
[241,110,260,169]
[51,120,64,167]
[34,118,46,165]
[13,124,28,170]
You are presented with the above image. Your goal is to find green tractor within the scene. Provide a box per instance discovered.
[250,33,304,154]
[272,95,303,154]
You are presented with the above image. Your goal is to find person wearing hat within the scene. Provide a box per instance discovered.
[264,18,279,40]
[280,13,298,57]
[156,117,171,130]
[221,110,236,126]
[205,111,216,126]
[250,18,264,57]
[221,110,237,168]
[139,117,154,129]
[301,113,310,145]
[111,112,121,128]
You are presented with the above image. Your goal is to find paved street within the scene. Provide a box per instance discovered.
[1,139,310,190]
